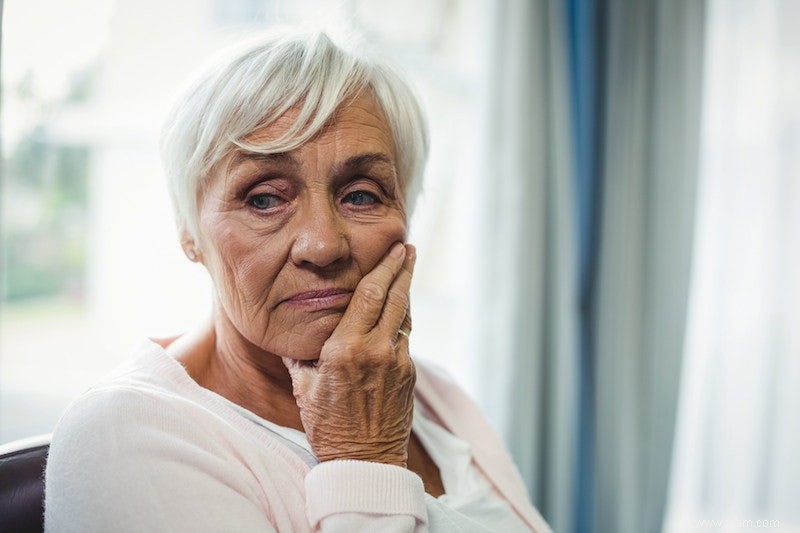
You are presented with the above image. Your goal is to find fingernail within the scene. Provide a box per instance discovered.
[390,242,405,258]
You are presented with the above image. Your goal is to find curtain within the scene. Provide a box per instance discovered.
[665,0,800,529]
[590,1,706,532]
[475,0,706,532]
[474,1,579,532]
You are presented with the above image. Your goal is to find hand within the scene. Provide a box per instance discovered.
[282,242,417,467]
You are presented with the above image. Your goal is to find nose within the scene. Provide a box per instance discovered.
[289,198,350,269]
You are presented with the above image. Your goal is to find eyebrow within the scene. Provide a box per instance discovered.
[233,151,395,173]
[231,151,300,168]
[334,152,395,175]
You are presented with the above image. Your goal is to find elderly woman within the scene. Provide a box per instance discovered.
[44,30,550,532]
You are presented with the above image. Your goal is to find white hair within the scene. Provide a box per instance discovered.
[160,29,429,241]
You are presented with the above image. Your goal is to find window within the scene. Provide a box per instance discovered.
[664,0,800,529]
[0,0,486,443]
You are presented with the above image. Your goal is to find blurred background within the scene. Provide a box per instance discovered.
[1,0,797,531]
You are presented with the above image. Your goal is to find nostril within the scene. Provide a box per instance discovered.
[290,230,350,268]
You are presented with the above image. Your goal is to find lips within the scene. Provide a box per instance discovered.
[281,288,354,310]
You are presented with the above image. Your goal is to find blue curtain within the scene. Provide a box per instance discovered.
[565,1,705,531]
[567,0,603,531]
[476,1,704,531]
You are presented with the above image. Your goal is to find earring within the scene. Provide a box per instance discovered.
[187,249,197,261]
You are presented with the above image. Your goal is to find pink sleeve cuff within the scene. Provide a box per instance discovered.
[305,460,428,526]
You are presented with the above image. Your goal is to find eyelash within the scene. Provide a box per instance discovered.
[247,193,283,210]
[342,190,380,207]
[244,181,385,212]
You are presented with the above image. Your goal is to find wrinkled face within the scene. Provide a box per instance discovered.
[196,94,407,360]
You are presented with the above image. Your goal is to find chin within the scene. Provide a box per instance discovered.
[279,337,324,360]
[273,315,341,361]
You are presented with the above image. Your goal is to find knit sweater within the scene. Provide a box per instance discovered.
[44,340,551,532]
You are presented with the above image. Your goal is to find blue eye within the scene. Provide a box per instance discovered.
[343,191,379,206]
[248,194,282,210]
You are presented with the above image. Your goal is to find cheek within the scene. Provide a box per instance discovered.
[350,216,408,271]
[201,219,285,308]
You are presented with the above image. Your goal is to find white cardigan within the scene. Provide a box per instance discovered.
[44,340,551,532]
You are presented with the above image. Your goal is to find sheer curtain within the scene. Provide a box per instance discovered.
[590,1,705,532]
[665,0,800,530]
[475,1,706,532]
[474,1,579,531]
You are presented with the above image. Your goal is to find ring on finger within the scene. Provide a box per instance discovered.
[397,328,411,339]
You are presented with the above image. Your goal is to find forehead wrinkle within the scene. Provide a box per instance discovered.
[331,152,397,181]
[213,150,301,193]
[231,151,301,168]
[211,96,397,197]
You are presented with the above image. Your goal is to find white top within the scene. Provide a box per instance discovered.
[222,397,530,532]
[45,341,550,532]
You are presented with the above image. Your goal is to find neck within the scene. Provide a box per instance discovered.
[169,304,303,431]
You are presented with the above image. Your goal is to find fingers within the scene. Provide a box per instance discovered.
[287,243,417,466]
[378,245,415,338]
[335,242,408,335]
[393,313,412,354]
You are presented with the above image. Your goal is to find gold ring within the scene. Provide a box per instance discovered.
[397,328,410,338]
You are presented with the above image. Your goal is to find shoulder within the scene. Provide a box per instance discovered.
[49,341,198,444]
[46,339,260,475]
[49,378,192,452]
[46,357,210,488]
[44,343,276,531]
[47,340,223,496]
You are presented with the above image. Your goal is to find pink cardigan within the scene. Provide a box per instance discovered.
[45,340,551,532]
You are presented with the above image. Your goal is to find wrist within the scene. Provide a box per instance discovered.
[318,452,408,468]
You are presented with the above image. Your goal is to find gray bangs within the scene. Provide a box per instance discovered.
[200,33,369,176]
[161,29,428,242]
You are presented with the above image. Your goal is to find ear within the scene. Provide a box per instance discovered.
[179,228,202,263]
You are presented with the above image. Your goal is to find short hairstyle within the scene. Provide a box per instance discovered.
[160,29,429,241]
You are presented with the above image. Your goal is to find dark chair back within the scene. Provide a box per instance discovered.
[0,435,50,533]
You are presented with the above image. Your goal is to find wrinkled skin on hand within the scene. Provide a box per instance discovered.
[283,242,416,466]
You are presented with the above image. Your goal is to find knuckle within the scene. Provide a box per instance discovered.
[359,281,386,304]
[393,291,410,311]
[398,360,417,389]
[378,258,401,274]
[379,340,397,358]
[364,340,397,363]
[397,356,415,377]
[384,296,408,317]
[324,337,360,360]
